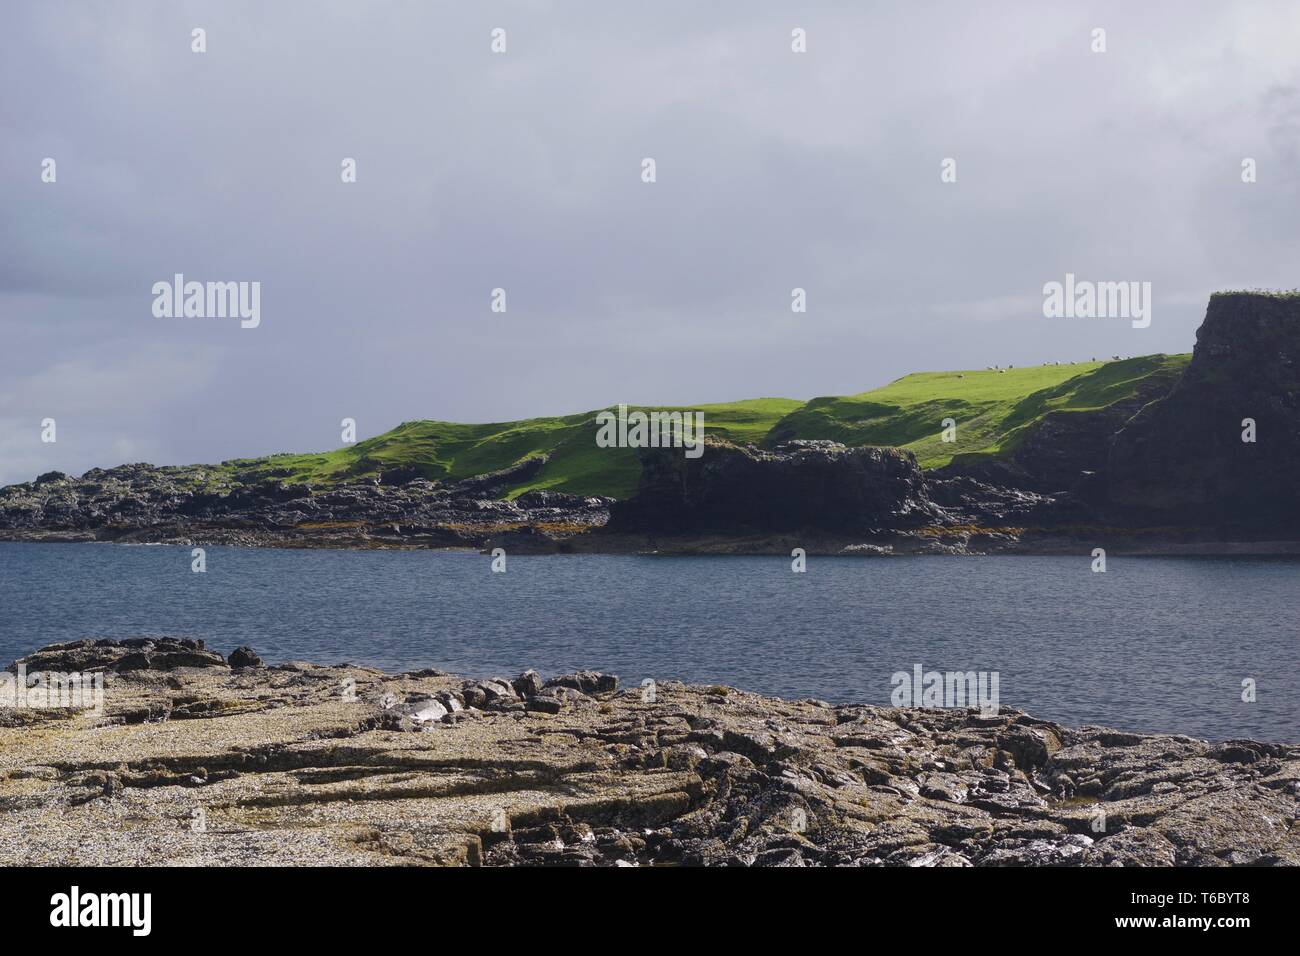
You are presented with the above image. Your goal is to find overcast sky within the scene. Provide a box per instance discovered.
[3,0,1299,484]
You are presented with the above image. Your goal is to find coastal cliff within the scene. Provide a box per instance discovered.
[2,639,1295,867]
[2,293,1297,552]
[1106,292,1300,530]
[607,292,1300,547]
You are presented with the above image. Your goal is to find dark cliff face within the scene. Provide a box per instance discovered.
[935,404,1142,497]
[1106,294,1300,529]
[607,439,944,534]
[1010,384,1167,494]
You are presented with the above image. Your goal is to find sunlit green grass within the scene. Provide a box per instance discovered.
[223,399,804,500]
[220,357,1189,497]
[768,355,1189,468]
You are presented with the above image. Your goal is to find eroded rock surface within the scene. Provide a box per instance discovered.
[1,641,1294,867]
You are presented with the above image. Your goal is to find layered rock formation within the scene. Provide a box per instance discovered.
[1,640,1295,867]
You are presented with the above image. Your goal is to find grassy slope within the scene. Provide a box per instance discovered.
[225,399,804,500]
[222,356,1189,498]
[769,354,1191,469]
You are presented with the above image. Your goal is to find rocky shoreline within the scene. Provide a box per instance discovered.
[1,639,1295,866]
[5,293,1298,555]
[3,446,1297,556]
[5,520,1299,558]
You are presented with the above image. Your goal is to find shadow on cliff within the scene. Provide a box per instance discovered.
[608,293,1300,540]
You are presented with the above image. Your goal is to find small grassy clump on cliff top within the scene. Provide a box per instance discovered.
[223,356,1189,497]
[1209,289,1300,298]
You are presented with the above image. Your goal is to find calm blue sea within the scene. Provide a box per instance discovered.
[0,543,1295,741]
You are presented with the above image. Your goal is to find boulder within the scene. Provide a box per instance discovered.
[544,671,618,696]
[408,699,449,724]
[525,696,564,715]
[511,670,544,698]
[228,646,263,669]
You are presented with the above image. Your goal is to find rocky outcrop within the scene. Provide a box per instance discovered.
[924,475,1084,526]
[1,640,1294,867]
[608,439,945,535]
[602,438,1101,546]
[0,463,611,549]
[1107,293,1300,530]
[10,637,225,674]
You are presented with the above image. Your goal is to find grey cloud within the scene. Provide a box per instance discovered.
[3,0,1299,483]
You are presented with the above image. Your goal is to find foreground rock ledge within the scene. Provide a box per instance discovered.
[1,640,1295,867]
